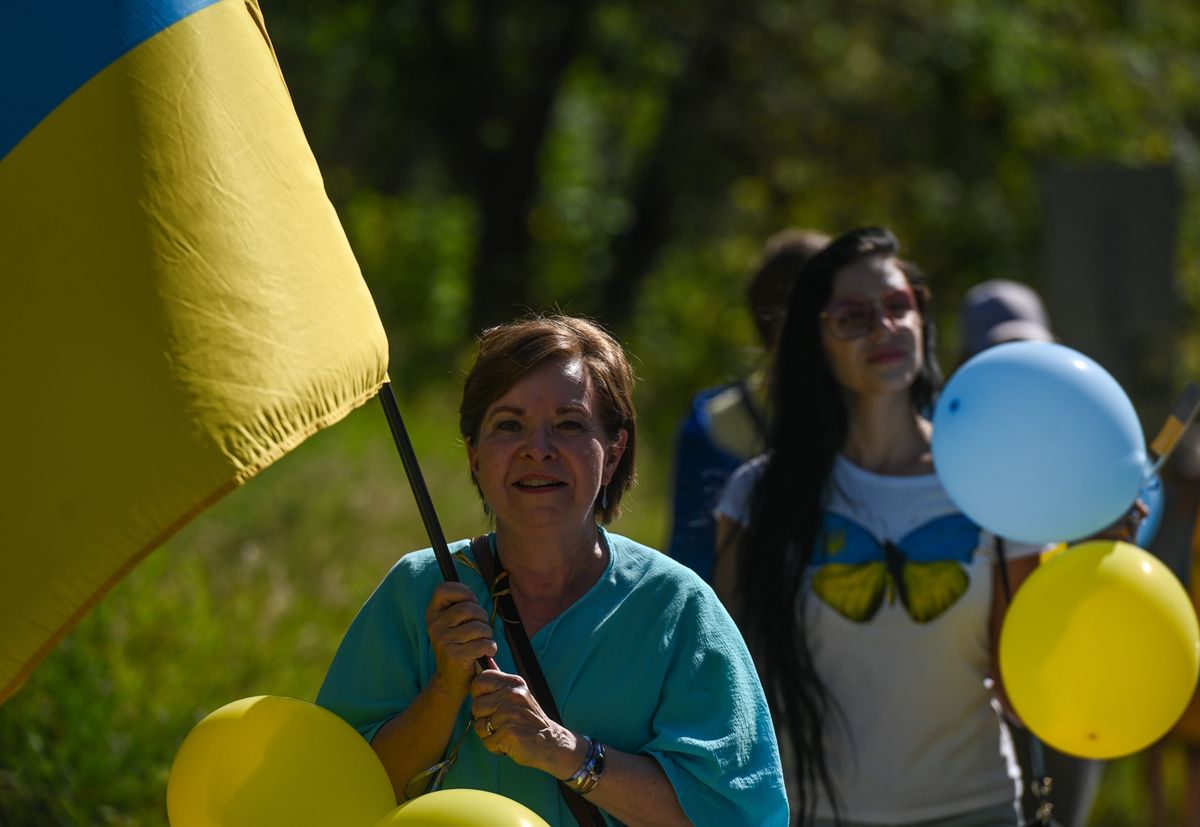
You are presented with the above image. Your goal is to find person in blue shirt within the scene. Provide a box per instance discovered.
[318,314,788,827]
[667,229,828,580]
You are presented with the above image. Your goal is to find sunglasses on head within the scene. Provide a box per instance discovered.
[821,286,919,341]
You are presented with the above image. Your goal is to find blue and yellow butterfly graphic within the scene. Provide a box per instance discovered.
[811,513,979,623]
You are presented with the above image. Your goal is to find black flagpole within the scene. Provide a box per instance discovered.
[378,381,459,583]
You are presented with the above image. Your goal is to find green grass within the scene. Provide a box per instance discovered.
[0,384,1174,825]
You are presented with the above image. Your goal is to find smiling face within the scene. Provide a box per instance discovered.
[467,357,628,535]
[821,254,925,399]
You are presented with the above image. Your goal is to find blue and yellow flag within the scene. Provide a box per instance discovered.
[0,1,389,702]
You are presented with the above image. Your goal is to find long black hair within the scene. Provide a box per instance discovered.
[735,227,942,822]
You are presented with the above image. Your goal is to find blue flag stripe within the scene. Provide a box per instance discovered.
[1,0,222,161]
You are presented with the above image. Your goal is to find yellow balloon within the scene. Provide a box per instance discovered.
[375,789,551,827]
[1000,540,1200,759]
[167,695,396,827]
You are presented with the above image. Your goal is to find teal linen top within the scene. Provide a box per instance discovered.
[316,528,788,827]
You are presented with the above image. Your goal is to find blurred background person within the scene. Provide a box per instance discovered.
[959,280,1056,358]
[667,228,829,580]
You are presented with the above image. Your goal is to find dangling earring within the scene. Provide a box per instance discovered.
[600,485,609,510]
[482,501,491,516]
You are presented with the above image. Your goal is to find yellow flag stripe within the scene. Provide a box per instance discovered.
[0,0,388,702]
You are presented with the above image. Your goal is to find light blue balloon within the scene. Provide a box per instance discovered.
[1137,471,1165,548]
[932,341,1147,544]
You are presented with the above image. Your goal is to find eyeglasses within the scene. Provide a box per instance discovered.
[821,287,919,340]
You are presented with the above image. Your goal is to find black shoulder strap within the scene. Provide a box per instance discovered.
[471,536,606,827]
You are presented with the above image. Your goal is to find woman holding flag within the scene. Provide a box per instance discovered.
[318,315,787,826]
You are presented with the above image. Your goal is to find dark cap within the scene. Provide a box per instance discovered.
[961,279,1054,358]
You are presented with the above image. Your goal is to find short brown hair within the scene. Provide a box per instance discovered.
[459,314,637,523]
[747,229,831,347]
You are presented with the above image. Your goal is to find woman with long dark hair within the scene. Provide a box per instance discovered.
[713,227,1040,826]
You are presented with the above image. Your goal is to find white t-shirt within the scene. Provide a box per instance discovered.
[717,455,1042,824]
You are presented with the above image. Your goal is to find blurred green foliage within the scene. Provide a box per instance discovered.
[4,0,1200,823]
[264,0,1200,438]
